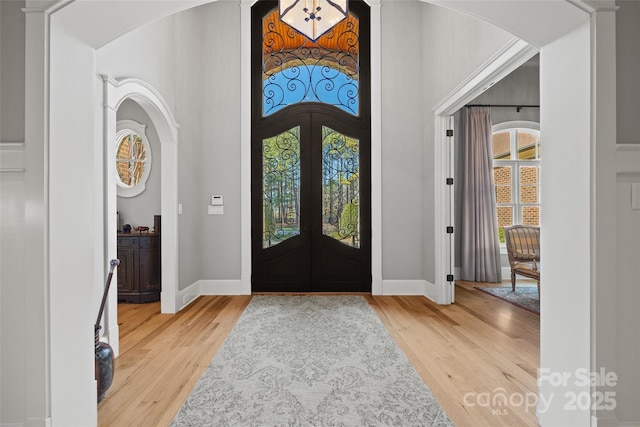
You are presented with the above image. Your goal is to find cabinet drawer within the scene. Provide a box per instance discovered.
[139,236,159,248]
[117,237,138,247]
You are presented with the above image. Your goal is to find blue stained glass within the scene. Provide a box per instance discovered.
[263,68,359,116]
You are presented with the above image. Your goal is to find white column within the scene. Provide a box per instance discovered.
[240,0,253,294]
[101,76,121,347]
[591,3,619,426]
[538,21,592,426]
[369,0,383,295]
[23,2,51,426]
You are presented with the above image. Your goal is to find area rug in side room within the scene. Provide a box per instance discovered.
[475,285,539,314]
[171,296,454,427]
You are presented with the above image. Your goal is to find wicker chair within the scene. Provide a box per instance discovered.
[503,225,540,294]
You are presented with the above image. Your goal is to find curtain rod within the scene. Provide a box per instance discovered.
[465,104,540,112]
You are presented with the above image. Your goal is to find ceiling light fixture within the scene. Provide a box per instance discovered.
[279,0,348,42]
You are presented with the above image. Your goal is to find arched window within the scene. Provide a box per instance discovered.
[492,122,540,243]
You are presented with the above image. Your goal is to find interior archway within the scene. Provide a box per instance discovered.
[103,76,180,353]
[39,1,615,425]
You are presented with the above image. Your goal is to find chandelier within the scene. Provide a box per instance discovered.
[279,0,348,41]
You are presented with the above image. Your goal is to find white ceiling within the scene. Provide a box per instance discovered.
[50,0,591,50]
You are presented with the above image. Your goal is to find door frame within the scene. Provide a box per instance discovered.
[432,38,538,304]
[240,0,383,294]
[102,76,181,356]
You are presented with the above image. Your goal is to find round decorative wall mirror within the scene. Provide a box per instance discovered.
[115,120,152,197]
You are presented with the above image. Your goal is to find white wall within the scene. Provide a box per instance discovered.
[0,174,26,426]
[381,2,426,281]
[615,156,640,423]
[97,2,242,289]
[96,1,515,289]
[168,7,203,289]
[48,17,100,426]
[615,1,640,423]
[97,8,201,289]
[470,61,540,124]
[0,0,25,143]
[191,1,242,282]
[0,3,27,423]
[421,2,513,283]
[616,0,640,145]
[538,21,592,425]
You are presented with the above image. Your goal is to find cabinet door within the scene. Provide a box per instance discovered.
[138,242,161,292]
[117,248,137,293]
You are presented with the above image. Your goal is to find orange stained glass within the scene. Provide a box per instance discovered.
[262,8,359,66]
[262,6,360,116]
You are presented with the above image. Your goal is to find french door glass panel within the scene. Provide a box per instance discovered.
[322,126,360,248]
[262,126,301,248]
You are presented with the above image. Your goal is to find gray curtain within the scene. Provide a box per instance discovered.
[460,107,502,282]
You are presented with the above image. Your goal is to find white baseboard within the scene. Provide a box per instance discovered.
[423,280,441,303]
[175,281,202,311]
[453,266,512,283]
[25,418,51,427]
[107,323,120,357]
[176,280,250,311]
[381,279,426,295]
[381,280,440,304]
[199,279,249,295]
[591,415,618,427]
[178,279,444,311]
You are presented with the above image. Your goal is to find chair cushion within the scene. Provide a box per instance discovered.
[512,262,540,280]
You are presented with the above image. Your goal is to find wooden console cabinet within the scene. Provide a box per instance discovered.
[117,233,161,303]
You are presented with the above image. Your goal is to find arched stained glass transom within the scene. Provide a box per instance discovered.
[262,8,360,116]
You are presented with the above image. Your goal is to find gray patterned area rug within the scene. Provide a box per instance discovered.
[171,296,454,426]
[475,285,539,314]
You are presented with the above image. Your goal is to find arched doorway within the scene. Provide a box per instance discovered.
[102,77,181,354]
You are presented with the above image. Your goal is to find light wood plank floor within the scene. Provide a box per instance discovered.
[98,281,539,427]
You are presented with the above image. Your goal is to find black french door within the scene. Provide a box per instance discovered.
[251,0,371,293]
[251,107,370,292]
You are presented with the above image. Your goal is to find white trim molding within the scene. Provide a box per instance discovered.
[102,77,181,343]
[616,144,640,179]
[114,120,152,197]
[381,280,430,296]
[0,142,26,173]
[432,38,539,305]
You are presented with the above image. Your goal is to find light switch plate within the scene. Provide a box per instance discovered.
[211,195,223,206]
[632,183,640,210]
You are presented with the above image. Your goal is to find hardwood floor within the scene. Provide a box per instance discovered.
[98,282,539,427]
